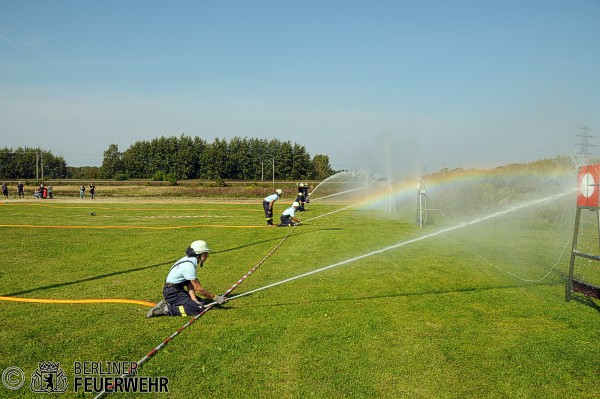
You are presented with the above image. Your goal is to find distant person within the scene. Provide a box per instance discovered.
[278,202,301,227]
[48,185,53,199]
[301,183,311,204]
[79,185,85,199]
[2,183,7,198]
[90,184,96,199]
[146,240,226,318]
[17,182,24,198]
[263,189,283,226]
[295,184,307,211]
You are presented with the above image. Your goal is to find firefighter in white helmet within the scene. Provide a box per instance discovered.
[295,184,306,211]
[301,183,311,204]
[147,240,226,318]
[262,188,282,226]
[278,202,301,227]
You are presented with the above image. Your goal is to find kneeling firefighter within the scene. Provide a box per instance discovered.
[147,240,227,318]
[278,202,301,227]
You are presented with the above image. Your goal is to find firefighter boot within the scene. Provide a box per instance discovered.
[146,300,169,318]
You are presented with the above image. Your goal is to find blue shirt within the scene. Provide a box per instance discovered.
[263,193,280,202]
[165,256,198,284]
[282,206,296,218]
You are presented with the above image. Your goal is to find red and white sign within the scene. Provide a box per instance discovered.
[577,164,600,208]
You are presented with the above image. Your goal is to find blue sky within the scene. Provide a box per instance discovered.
[1,1,599,176]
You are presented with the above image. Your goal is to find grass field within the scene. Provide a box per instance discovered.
[0,190,598,398]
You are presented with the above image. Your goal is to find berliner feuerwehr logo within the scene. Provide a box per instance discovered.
[30,362,68,393]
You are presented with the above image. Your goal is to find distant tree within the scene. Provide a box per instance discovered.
[191,136,209,179]
[99,144,123,179]
[259,139,278,181]
[204,138,228,180]
[0,147,67,179]
[111,135,330,181]
[67,166,99,180]
[229,136,254,180]
[13,148,35,178]
[275,140,294,180]
[0,148,16,178]
[290,143,313,180]
[174,134,198,179]
[311,154,334,180]
[42,151,68,179]
[122,141,152,178]
[248,138,270,180]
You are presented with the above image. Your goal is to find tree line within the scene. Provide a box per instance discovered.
[0,148,68,180]
[1,136,335,181]
[101,135,334,181]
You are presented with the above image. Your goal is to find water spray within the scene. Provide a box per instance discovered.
[310,170,378,199]
[302,199,372,223]
[309,186,368,202]
[443,234,573,283]
[228,189,577,301]
[304,186,414,223]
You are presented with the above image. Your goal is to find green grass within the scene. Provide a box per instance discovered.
[0,197,598,398]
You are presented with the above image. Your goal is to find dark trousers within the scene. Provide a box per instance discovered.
[279,215,295,226]
[263,201,274,225]
[163,284,203,317]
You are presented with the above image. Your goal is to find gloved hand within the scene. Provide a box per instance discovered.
[193,298,204,307]
[213,295,227,305]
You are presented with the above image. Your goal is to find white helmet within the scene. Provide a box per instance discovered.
[275,189,283,195]
[292,201,300,207]
[299,183,304,187]
[189,240,211,255]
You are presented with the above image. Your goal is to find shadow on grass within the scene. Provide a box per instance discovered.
[229,281,565,308]
[3,260,176,297]
[3,228,335,297]
[295,226,342,230]
[216,232,298,253]
[215,228,341,254]
[571,295,600,313]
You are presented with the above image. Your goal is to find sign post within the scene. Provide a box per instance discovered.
[566,164,600,301]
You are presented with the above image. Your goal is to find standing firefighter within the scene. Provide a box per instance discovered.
[295,184,306,211]
[278,202,301,227]
[146,240,227,318]
[301,183,311,204]
[263,189,283,226]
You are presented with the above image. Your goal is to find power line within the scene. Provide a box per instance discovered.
[576,126,594,160]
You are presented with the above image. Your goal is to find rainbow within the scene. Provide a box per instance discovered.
[324,166,578,211]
